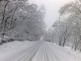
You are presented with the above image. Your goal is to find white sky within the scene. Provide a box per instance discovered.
[29,0,74,29]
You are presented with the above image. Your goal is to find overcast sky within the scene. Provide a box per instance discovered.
[29,0,74,29]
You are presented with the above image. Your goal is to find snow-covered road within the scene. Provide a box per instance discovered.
[0,41,81,61]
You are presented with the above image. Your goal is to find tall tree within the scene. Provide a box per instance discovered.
[0,0,28,38]
[11,4,46,41]
[58,0,81,50]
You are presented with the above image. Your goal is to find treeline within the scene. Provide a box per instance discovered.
[44,0,81,51]
[0,0,46,43]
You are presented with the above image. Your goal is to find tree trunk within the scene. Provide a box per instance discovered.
[59,36,62,46]
[1,32,5,38]
[74,43,77,51]
[59,40,62,45]
[62,37,66,47]
[62,40,66,47]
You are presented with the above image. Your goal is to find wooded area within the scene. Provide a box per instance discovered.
[44,0,81,51]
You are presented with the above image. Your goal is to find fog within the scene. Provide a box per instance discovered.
[29,0,74,29]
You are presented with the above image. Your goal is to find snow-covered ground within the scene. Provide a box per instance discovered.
[0,41,81,61]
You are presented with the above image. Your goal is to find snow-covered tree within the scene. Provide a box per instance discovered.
[10,4,46,41]
[0,0,28,38]
[55,0,81,50]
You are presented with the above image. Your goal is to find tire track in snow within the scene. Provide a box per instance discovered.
[32,42,45,61]
[45,42,60,61]
[32,41,59,61]
[5,41,80,61]
[12,41,43,61]
[17,41,43,61]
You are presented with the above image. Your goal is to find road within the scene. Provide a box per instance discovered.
[0,41,81,61]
